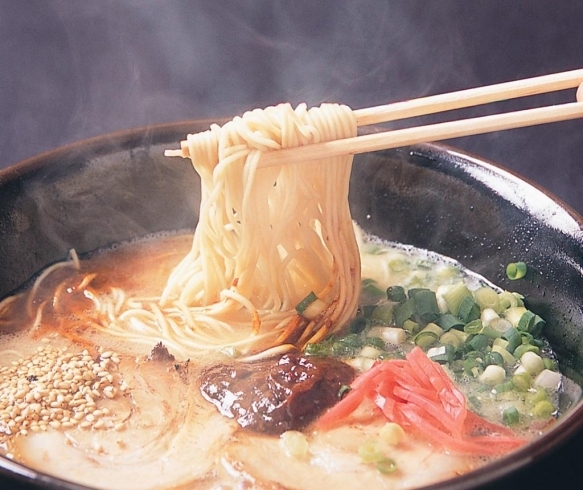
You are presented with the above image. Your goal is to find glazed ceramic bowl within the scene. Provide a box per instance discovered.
[1,122,582,489]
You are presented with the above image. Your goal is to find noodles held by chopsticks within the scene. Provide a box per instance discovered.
[99,103,360,357]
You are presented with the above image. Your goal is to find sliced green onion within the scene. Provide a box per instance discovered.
[506,261,527,280]
[520,351,545,376]
[530,315,546,337]
[489,317,513,334]
[512,372,532,392]
[513,343,539,359]
[481,307,500,327]
[481,325,504,340]
[485,351,504,366]
[358,345,383,359]
[322,334,363,357]
[412,289,439,323]
[379,422,406,445]
[338,384,351,398]
[295,291,317,314]
[517,310,536,332]
[279,430,309,459]
[361,305,376,319]
[415,331,440,350]
[358,441,385,463]
[338,333,362,348]
[492,337,509,350]
[495,380,515,393]
[457,296,481,323]
[492,344,517,367]
[519,331,534,345]
[498,291,519,310]
[370,303,394,325]
[415,324,443,349]
[440,330,465,350]
[346,356,375,372]
[441,282,472,316]
[543,358,558,371]
[407,287,430,299]
[367,327,406,346]
[449,359,465,376]
[361,280,387,305]
[512,292,525,307]
[331,342,357,358]
[502,327,522,353]
[349,316,370,334]
[363,335,387,350]
[389,258,409,272]
[376,458,398,474]
[304,342,328,357]
[420,323,444,336]
[530,387,550,403]
[479,364,506,386]
[502,406,520,425]
[427,344,455,364]
[464,319,483,335]
[473,286,501,313]
[533,400,556,419]
[386,285,406,302]
[402,319,420,335]
[302,298,327,319]
[468,333,489,352]
[504,306,528,328]
[533,369,562,392]
[416,259,433,269]
[436,313,464,332]
[393,298,416,326]
[464,357,483,378]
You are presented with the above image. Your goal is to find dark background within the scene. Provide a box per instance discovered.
[1,1,583,489]
[1,0,583,214]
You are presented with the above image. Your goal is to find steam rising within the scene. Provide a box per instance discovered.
[0,1,475,165]
[1,1,583,212]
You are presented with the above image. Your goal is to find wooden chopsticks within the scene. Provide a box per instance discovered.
[353,68,583,126]
[258,69,583,168]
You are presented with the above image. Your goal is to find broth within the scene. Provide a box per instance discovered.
[0,232,566,489]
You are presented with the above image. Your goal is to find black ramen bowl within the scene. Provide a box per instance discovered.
[1,122,582,489]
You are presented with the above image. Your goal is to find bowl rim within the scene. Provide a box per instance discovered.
[0,122,582,490]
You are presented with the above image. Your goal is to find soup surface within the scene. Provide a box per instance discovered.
[0,232,569,489]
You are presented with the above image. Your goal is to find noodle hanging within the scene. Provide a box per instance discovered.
[2,103,361,358]
[156,102,361,355]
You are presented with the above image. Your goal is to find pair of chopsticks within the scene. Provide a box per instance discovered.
[258,69,583,168]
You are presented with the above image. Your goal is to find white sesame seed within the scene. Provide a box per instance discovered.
[0,344,122,438]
